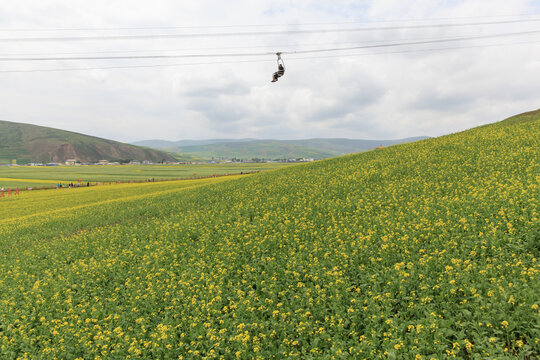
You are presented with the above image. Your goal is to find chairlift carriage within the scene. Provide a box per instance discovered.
[271,52,285,83]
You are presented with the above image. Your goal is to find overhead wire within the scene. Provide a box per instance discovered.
[1,35,487,57]
[1,38,538,74]
[0,30,538,61]
[1,13,539,32]
[282,29,539,55]
[1,14,538,73]
[291,39,540,62]
[0,18,539,42]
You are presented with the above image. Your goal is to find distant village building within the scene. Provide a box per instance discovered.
[65,159,77,166]
[98,160,109,165]
[129,160,141,165]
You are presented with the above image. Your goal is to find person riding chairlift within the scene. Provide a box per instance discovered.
[271,53,285,82]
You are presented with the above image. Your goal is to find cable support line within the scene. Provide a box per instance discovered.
[2,34,495,57]
[287,40,540,62]
[1,18,540,42]
[0,58,264,73]
[1,39,538,74]
[280,30,540,55]
[1,13,540,32]
[0,51,273,61]
[0,36,466,57]
[1,30,538,62]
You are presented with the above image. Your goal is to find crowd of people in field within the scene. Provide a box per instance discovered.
[56,182,90,188]
[0,187,19,197]
[0,182,90,196]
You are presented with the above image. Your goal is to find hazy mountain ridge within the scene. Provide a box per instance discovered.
[132,137,431,160]
[133,139,257,148]
[172,140,337,160]
[0,120,176,164]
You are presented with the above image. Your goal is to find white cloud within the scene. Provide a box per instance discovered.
[0,0,538,142]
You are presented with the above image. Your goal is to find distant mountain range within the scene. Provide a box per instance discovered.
[132,137,430,160]
[0,119,430,164]
[0,120,176,164]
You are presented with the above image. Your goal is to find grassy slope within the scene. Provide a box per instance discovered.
[499,108,540,125]
[0,110,538,358]
[0,120,176,164]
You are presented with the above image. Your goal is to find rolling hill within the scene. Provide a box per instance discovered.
[0,120,176,164]
[0,109,538,358]
[132,136,429,160]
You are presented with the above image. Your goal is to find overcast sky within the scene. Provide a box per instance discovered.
[0,0,539,142]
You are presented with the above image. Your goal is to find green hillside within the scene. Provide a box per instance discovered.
[0,110,538,358]
[0,120,176,164]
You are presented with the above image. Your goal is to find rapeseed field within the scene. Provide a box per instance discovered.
[0,111,538,359]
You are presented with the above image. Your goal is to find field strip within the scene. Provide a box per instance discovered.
[0,175,239,226]
[0,176,247,220]
[0,177,60,184]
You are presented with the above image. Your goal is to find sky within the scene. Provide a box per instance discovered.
[0,0,539,143]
